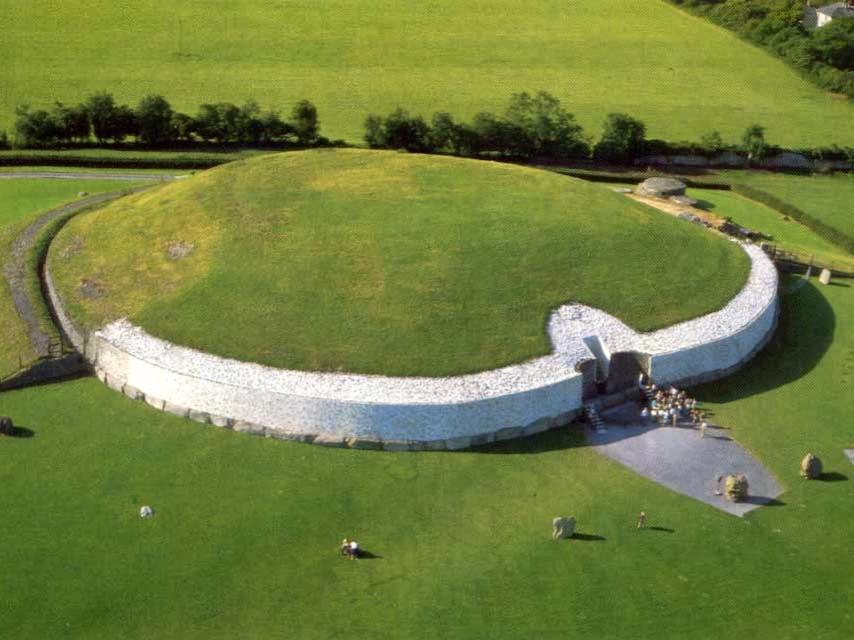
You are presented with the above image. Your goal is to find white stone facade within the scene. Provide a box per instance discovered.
[45,243,778,450]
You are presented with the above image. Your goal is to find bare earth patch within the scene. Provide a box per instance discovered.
[79,279,106,299]
[166,241,196,260]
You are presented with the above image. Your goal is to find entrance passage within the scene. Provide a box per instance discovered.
[606,352,649,395]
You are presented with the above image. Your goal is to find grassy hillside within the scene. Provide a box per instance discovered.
[0,275,851,639]
[690,187,854,271]
[0,178,142,379]
[721,171,854,241]
[48,149,749,376]
[2,0,853,147]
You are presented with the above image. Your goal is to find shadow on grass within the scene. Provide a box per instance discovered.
[744,496,785,507]
[693,281,834,403]
[827,281,850,288]
[1,425,35,438]
[646,526,675,533]
[818,472,848,482]
[571,533,606,541]
[470,427,585,455]
[357,550,382,560]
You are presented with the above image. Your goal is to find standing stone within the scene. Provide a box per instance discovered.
[724,474,749,502]
[819,269,832,285]
[800,453,823,479]
[552,516,576,540]
[0,416,13,436]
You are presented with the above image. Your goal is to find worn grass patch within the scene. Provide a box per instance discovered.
[50,149,750,376]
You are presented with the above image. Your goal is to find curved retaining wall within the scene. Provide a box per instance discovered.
[44,242,778,450]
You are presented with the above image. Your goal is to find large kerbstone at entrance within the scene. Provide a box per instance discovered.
[636,177,687,198]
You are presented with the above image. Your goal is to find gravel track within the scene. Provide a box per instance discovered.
[0,171,186,181]
[2,185,161,359]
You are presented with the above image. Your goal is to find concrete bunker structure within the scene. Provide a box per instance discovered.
[44,243,779,451]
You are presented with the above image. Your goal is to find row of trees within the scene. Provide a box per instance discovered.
[672,0,854,98]
[363,91,776,164]
[12,92,324,147]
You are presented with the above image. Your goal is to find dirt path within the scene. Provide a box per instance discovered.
[2,185,159,358]
[626,192,727,227]
[0,171,186,181]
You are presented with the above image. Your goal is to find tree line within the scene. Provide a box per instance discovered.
[670,0,854,99]
[9,92,330,148]
[362,91,796,165]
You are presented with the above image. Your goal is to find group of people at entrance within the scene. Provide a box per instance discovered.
[638,374,708,437]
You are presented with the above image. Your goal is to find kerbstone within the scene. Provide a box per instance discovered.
[145,396,165,411]
[188,410,210,424]
[123,385,143,401]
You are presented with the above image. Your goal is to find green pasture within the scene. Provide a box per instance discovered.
[721,171,854,240]
[690,188,854,272]
[0,273,851,639]
[0,178,141,379]
[2,0,854,147]
[48,149,749,376]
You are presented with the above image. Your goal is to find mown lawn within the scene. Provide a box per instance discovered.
[0,178,142,378]
[690,187,854,271]
[0,274,851,639]
[721,171,854,240]
[48,149,750,376]
[2,0,853,147]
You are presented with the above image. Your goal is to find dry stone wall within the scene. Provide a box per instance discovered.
[44,243,777,449]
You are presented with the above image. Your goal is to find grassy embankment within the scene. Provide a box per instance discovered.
[689,187,854,272]
[0,178,143,379]
[722,171,854,242]
[2,0,853,147]
[48,149,750,376]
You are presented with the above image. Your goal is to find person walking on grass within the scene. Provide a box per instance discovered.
[637,511,646,529]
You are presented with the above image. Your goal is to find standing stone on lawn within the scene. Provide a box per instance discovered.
[819,269,832,285]
[0,416,13,436]
[800,453,823,479]
[724,474,749,502]
[552,516,576,540]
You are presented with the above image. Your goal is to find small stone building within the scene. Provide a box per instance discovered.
[805,2,854,29]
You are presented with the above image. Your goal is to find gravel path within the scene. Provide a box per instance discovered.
[587,406,783,517]
[0,171,186,181]
[3,185,159,358]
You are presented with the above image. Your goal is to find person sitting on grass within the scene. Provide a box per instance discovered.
[341,538,352,557]
[348,539,360,560]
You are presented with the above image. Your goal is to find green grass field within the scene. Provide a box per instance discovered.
[690,188,854,271]
[720,171,854,240]
[0,178,143,379]
[48,149,749,376]
[2,0,853,147]
[0,273,851,639]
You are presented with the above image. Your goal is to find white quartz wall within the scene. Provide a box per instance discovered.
[44,241,778,449]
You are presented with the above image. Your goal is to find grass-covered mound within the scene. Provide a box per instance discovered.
[48,149,749,376]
